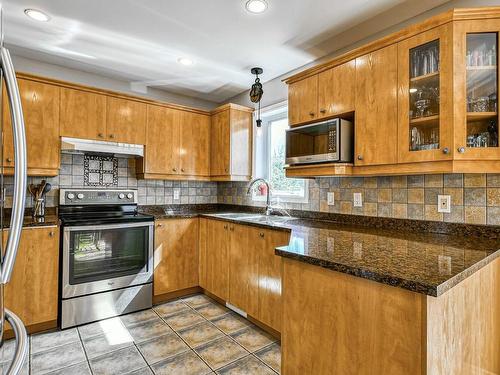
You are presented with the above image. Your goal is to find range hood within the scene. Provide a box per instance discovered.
[61,137,144,158]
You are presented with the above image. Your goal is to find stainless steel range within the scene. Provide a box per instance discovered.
[59,188,154,329]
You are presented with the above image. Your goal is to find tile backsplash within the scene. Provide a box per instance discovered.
[218,174,500,226]
[2,152,499,226]
[3,153,218,208]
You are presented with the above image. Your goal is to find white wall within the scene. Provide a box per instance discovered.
[11,55,218,110]
[226,0,500,109]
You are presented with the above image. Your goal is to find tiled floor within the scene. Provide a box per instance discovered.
[0,294,281,375]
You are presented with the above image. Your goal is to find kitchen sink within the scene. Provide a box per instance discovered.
[208,213,297,225]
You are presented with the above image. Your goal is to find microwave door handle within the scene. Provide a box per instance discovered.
[1,47,27,284]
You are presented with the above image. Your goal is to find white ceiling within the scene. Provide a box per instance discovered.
[3,0,448,103]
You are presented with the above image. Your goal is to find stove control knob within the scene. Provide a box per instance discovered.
[77,193,84,200]
[67,193,75,200]
[118,193,125,199]
[126,193,133,200]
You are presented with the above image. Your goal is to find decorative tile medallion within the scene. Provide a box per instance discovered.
[84,154,118,187]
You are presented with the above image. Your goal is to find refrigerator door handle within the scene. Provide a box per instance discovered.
[4,309,28,375]
[0,47,27,284]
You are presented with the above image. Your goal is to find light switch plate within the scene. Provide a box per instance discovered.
[327,192,335,205]
[173,189,180,200]
[353,192,363,207]
[437,195,451,213]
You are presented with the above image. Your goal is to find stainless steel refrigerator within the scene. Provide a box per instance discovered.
[0,3,29,374]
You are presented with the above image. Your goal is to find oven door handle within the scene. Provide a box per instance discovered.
[1,47,28,284]
[63,221,154,232]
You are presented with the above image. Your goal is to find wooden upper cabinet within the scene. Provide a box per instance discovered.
[106,97,147,144]
[453,19,500,161]
[3,78,60,175]
[180,112,211,176]
[60,87,106,140]
[397,24,453,163]
[210,109,231,176]
[153,218,199,297]
[318,60,356,119]
[355,45,398,166]
[210,104,253,180]
[288,75,318,126]
[4,227,59,329]
[143,105,180,175]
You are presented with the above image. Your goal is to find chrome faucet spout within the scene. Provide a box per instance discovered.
[247,178,272,216]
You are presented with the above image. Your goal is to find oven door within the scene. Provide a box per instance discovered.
[62,221,154,299]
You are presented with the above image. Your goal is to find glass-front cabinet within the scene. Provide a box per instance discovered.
[398,24,454,163]
[454,20,500,160]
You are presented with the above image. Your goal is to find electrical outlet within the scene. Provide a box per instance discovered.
[173,189,180,200]
[353,192,363,207]
[327,192,335,205]
[437,195,451,213]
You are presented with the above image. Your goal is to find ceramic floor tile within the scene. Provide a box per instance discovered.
[164,310,206,331]
[125,367,154,375]
[78,317,126,340]
[255,343,281,374]
[43,361,92,375]
[82,331,134,359]
[31,341,86,375]
[1,360,29,375]
[89,346,147,375]
[194,336,248,370]
[182,294,213,308]
[120,309,159,327]
[151,350,212,375]
[195,303,230,320]
[136,332,190,365]
[210,314,251,335]
[0,339,16,364]
[31,328,80,354]
[216,355,276,375]
[128,317,173,343]
[230,326,276,352]
[178,321,225,348]
[153,300,191,318]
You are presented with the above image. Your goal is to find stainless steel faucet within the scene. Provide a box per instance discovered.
[247,178,272,216]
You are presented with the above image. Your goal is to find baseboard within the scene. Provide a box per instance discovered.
[153,286,203,305]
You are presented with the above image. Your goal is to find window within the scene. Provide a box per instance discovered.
[253,104,308,203]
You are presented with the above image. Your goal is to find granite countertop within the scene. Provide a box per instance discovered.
[190,208,499,297]
[2,207,59,228]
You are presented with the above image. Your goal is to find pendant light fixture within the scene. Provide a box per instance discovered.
[250,67,264,127]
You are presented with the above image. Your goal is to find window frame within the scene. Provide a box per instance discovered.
[252,104,309,204]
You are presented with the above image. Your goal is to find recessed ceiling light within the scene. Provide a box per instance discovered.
[24,9,50,22]
[177,57,194,66]
[245,0,268,14]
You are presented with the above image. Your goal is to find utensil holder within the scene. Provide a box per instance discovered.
[33,198,45,218]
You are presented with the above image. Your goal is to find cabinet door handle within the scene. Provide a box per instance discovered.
[49,231,54,237]
[6,158,12,163]
[109,134,115,139]
[229,226,234,231]
[442,147,449,154]
[172,168,177,172]
[309,111,315,117]
[157,223,163,227]
[224,168,228,173]
[357,155,363,161]
[259,232,265,238]
[457,147,466,154]
[319,108,326,114]
[98,133,104,138]
[223,224,228,229]
[181,168,185,172]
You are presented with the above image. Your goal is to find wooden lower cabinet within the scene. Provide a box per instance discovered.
[153,218,199,298]
[199,219,230,301]
[199,219,290,332]
[281,257,500,375]
[3,226,59,332]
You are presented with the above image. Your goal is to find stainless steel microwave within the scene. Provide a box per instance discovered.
[285,118,353,165]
